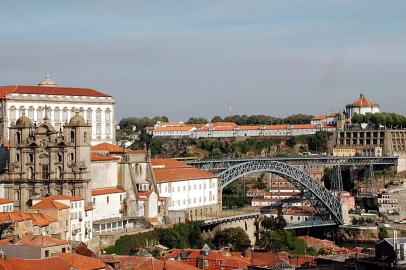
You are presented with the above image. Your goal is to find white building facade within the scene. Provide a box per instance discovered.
[0,75,116,145]
[152,159,219,220]
[91,187,125,221]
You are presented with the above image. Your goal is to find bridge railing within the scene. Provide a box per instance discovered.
[191,206,259,222]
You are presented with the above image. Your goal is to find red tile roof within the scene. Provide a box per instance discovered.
[0,234,69,247]
[0,198,13,204]
[154,167,216,183]
[151,158,192,169]
[91,142,144,154]
[30,199,70,210]
[154,126,195,132]
[57,253,107,270]
[92,187,125,196]
[0,85,111,99]
[23,212,57,226]
[91,153,120,162]
[42,194,83,202]
[101,255,198,270]
[352,94,378,107]
[0,257,72,270]
[0,212,31,224]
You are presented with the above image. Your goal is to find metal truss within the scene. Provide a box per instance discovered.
[189,156,398,173]
[218,160,344,225]
[331,165,343,191]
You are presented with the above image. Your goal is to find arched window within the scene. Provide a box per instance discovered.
[18,106,25,118]
[79,107,84,117]
[15,190,20,201]
[70,131,75,143]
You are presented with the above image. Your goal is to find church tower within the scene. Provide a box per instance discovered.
[63,111,92,203]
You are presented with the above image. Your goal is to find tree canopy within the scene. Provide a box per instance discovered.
[351,112,406,128]
[212,227,251,252]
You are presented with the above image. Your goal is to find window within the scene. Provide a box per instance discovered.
[29,153,34,163]
[62,108,69,122]
[70,153,74,162]
[84,132,87,143]
[57,166,62,179]
[107,196,109,204]
[28,167,34,179]
[96,108,102,123]
[70,131,75,143]
[28,107,34,120]
[96,123,101,135]
[58,153,62,162]
[105,110,111,121]
[45,250,49,257]
[54,107,61,122]
[93,198,96,205]
[42,165,49,179]
[37,107,44,122]
[86,108,92,122]
[106,123,111,135]
[9,106,16,123]
[16,153,20,162]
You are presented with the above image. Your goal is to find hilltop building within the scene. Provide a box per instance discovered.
[345,93,380,119]
[0,74,115,145]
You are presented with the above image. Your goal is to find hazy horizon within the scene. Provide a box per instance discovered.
[1,1,406,121]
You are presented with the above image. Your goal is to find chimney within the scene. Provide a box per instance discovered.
[12,233,19,245]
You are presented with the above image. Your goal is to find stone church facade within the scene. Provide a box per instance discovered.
[0,109,91,211]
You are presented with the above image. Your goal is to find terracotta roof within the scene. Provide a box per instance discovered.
[0,257,72,270]
[91,153,120,162]
[30,199,70,210]
[91,142,144,154]
[0,198,13,204]
[151,158,192,169]
[23,212,57,226]
[0,235,69,247]
[92,187,125,196]
[42,194,83,202]
[264,125,289,130]
[154,126,195,132]
[138,190,153,198]
[154,167,216,183]
[57,253,107,270]
[101,255,198,270]
[0,212,31,224]
[211,122,237,127]
[0,85,111,99]
[352,93,378,108]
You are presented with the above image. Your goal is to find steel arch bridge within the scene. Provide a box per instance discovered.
[218,160,344,225]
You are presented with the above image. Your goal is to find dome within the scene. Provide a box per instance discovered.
[352,93,378,108]
[68,112,87,126]
[38,73,57,87]
[15,113,32,127]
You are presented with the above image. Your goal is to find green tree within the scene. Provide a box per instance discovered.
[186,117,209,124]
[258,230,283,252]
[211,116,223,122]
[212,227,251,252]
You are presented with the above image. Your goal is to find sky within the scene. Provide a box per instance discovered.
[1,1,406,121]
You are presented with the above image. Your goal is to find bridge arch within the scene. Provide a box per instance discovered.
[219,160,343,224]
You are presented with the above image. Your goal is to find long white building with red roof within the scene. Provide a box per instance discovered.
[149,121,336,139]
[0,74,115,145]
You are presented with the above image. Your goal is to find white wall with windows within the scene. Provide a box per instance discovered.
[92,191,125,221]
[157,177,218,211]
[4,93,115,145]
